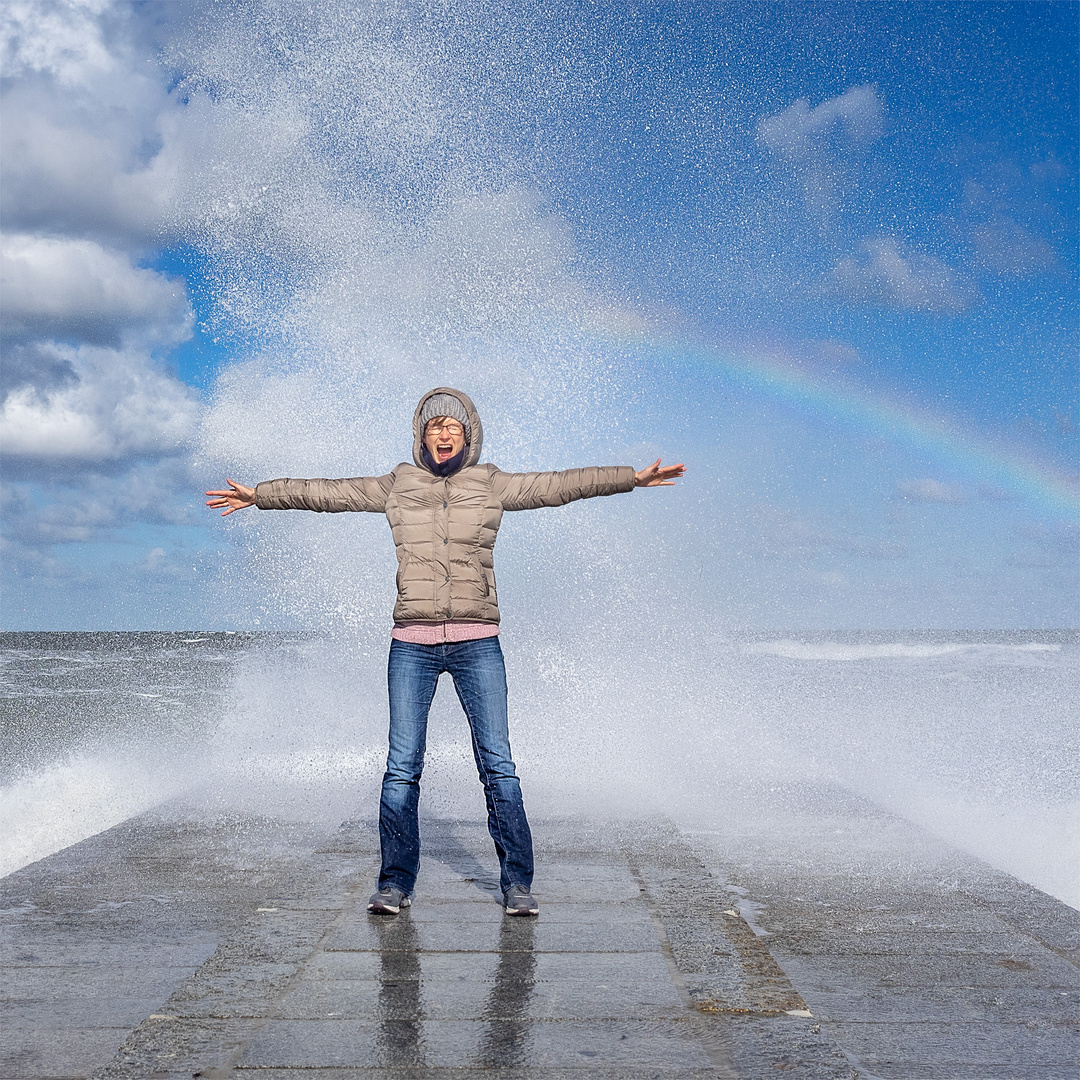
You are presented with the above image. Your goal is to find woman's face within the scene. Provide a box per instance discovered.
[423,416,466,464]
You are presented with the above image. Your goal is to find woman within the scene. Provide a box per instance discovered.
[207,387,684,916]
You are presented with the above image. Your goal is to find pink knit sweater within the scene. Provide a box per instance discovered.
[391,621,500,645]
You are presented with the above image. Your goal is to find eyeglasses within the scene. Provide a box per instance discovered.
[425,422,464,436]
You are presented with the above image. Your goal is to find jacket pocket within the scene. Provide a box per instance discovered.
[395,552,411,593]
[469,554,491,598]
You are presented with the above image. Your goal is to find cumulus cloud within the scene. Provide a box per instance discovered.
[0,342,199,466]
[1,0,115,87]
[1,234,191,346]
[0,1,174,244]
[819,237,979,315]
[2,458,197,546]
[0,86,168,242]
[0,0,199,485]
[896,479,966,504]
[757,84,883,226]
[1,456,199,601]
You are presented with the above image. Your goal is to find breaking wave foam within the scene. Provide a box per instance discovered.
[746,640,1061,661]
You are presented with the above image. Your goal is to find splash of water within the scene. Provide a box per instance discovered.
[11,7,1074,905]
[168,6,1080,906]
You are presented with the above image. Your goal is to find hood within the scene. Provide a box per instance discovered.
[412,387,484,472]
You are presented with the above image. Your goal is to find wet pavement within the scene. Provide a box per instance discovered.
[2,787,1078,1079]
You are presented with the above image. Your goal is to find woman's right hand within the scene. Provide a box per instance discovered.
[206,478,256,516]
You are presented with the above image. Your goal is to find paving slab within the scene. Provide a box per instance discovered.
[687,782,1080,1080]
[1,786,1077,1079]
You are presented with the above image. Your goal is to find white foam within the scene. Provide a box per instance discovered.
[746,640,1061,661]
[0,756,189,878]
[876,791,1080,911]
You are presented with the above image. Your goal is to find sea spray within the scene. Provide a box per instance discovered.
[166,8,1079,906]
[6,6,1075,910]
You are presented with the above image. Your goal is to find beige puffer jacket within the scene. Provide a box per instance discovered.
[254,388,636,625]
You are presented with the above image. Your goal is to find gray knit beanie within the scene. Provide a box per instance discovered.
[419,393,471,443]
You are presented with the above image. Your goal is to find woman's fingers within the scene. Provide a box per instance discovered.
[635,459,685,487]
[225,478,255,497]
[206,479,255,516]
[640,462,685,485]
[207,479,255,513]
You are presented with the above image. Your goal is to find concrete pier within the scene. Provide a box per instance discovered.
[2,786,1078,1079]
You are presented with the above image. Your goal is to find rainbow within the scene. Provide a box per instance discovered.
[594,321,1079,522]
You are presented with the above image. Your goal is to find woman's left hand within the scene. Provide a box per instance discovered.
[635,459,686,487]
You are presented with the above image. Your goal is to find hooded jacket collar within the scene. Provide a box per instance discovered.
[420,443,467,476]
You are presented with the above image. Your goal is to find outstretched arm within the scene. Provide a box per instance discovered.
[206,479,255,516]
[206,473,394,515]
[634,459,686,487]
[494,459,686,511]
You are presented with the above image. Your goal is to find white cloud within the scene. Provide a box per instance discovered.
[2,458,198,547]
[1,234,192,346]
[757,85,883,226]
[758,84,883,158]
[0,84,168,242]
[0,342,199,463]
[956,181,1060,277]
[896,479,966,505]
[819,237,979,315]
[0,0,115,89]
[969,217,1058,275]
[0,2,199,483]
[0,1,175,244]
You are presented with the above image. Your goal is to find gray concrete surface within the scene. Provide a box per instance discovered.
[1,786,1077,1079]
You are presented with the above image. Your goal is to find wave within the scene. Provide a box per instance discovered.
[745,640,1062,661]
[0,755,190,878]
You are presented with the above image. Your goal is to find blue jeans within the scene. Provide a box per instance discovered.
[379,637,534,896]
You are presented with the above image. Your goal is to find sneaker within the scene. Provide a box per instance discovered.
[503,884,539,916]
[367,886,411,915]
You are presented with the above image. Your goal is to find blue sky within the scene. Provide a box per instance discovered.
[1,1,1076,630]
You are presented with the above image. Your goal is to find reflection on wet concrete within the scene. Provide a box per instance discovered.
[7,811,1077,1078]
[478,917,536,1066]
[372,912,425,1068]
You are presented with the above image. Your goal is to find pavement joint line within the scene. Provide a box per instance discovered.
[626,862,739,1080]
[83,841,383,1080]
[207,861,381,1077]
[12,810,1078,1078]
[322,949,660,954]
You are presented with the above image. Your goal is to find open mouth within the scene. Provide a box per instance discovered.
[436,442,454,459]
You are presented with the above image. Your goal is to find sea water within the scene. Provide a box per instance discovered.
[2,629,1076,909]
